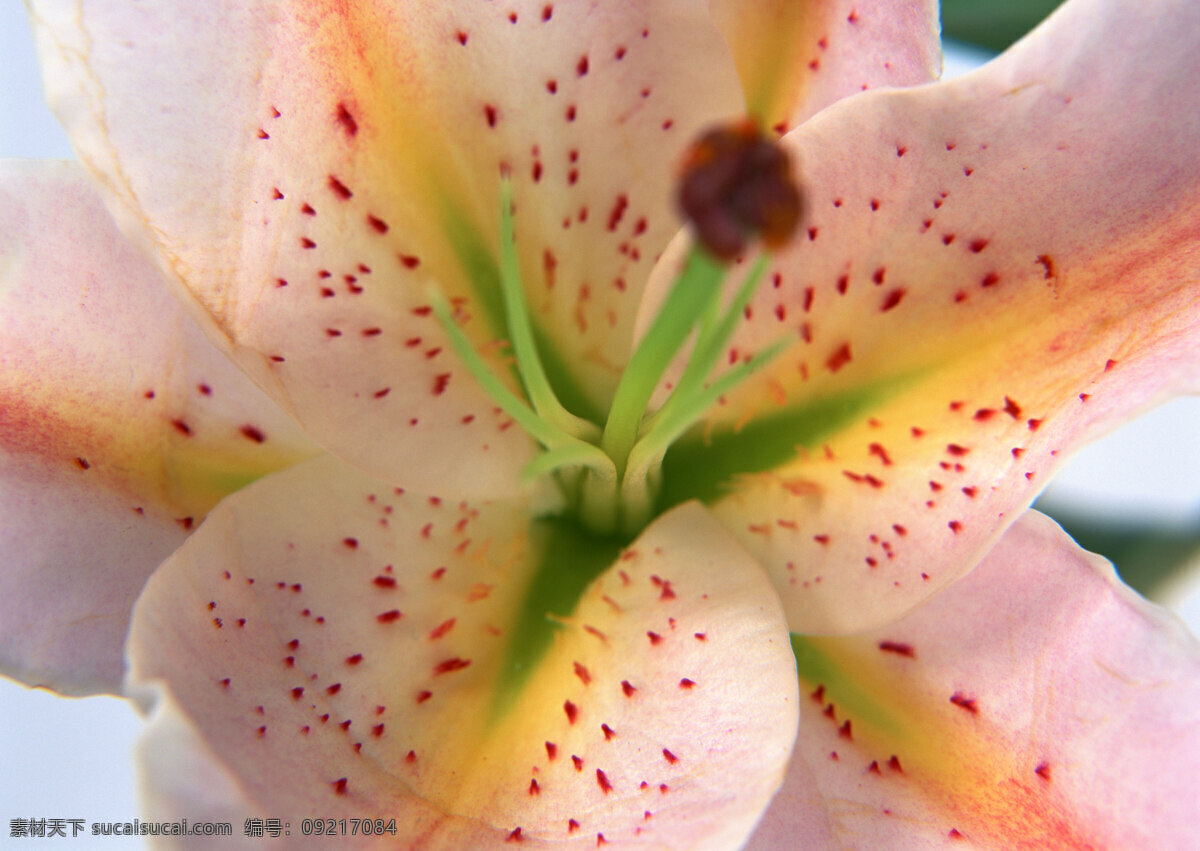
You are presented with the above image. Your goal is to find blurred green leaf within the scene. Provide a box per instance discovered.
[941,0,1065,52]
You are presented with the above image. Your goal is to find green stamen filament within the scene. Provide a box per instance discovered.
[431,178,790,537]
[496,180,600,444]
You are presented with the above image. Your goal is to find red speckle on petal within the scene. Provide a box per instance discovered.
[416,690,433,704]
[572,755,584,771]
[646,631,663,645]
[529,778,541,795]
[429,618,457,640]
[838,720,852,740]
[950,692,979,714]
[662,748,679,765]
[878,641,915,658]
[327,175,353,200]
[434,658,471,675]
[573,662,592,685]
[345,654,363,666]
[332,778,348,795]
[564,701,579,724]
[506,827,523,843]
[621,681,637,697]
[601,723,616,740]
[881,289,906,312]
[1035,761,1052,780]
[826,343,852,373]
[336,103,358,136]
[545,741,558,760]
[679,678,696,690]
[239,424,266,443]
[596,769,613,793]
[607,194,629,232]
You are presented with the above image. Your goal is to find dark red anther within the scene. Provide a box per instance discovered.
[677,120,803,260]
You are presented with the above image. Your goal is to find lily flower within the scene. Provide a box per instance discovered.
[3,0,1198,846]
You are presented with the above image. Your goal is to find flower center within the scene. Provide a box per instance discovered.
[432,122,801,538]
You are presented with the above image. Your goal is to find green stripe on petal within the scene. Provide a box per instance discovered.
[128,455,799,846]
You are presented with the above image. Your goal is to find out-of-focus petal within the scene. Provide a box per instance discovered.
[127,455,797,848]
[28,0,745,495]
[644,0,1200,634]
[0,161,317,695]
[136,685,276,850]
[708,0,941,134]
[753,511,1200,848]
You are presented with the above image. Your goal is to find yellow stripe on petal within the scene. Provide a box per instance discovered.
[793,635,1096,847]
[709,0,811,132]
[129,456,798,847]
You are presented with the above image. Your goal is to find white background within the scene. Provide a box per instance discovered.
[2,8,1198,848]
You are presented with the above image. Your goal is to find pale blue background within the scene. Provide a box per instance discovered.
[2,7,1198,848]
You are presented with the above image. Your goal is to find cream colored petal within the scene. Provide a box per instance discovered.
[29,0,746,495]
[0,160,316,695]
[752,511,1200,848]
[127,455,797,847]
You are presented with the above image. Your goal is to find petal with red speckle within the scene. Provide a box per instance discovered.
[643,0,1200,634]
[0,162,318,695]
[127,455,798,847]
[747,511,1200,849]
[29,0,745,496]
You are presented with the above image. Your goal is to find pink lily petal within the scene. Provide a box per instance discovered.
[127,455,798,848]
[0,161,317,695]
[748,510,1200,848]
[29,1,746,495]
[648,0,1200,634]
[708,0,940,134]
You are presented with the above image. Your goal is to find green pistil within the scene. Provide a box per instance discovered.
[431,179,789,537]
